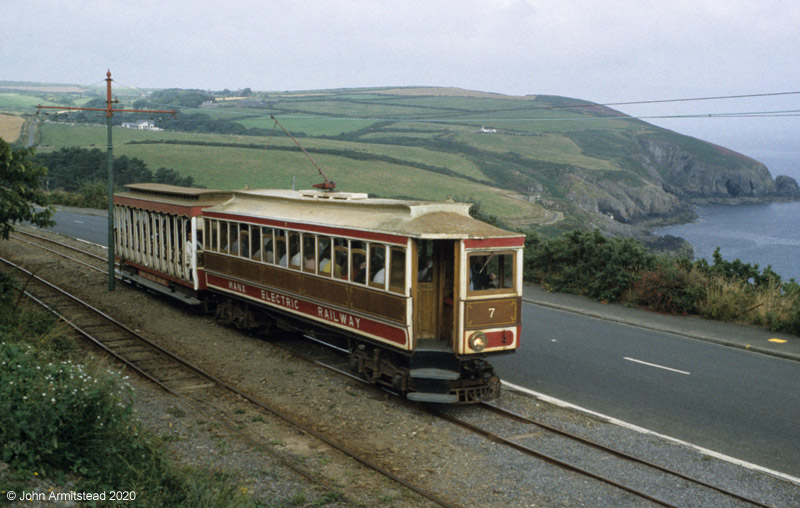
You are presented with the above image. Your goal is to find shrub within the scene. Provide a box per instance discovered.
[525,229,655,302]
[0,336,141,484]
[0,276,253,507]
[630,263,704,314]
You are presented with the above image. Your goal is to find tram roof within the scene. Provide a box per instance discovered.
[206,188,522,240]
[116,183,233,208]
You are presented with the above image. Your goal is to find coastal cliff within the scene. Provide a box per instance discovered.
[561,130,799,225]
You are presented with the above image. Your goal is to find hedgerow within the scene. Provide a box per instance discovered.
[523,229,800,335]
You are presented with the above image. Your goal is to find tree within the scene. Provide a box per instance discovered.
[0,138,54,239]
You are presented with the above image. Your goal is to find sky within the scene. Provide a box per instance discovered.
[3,0,799,177]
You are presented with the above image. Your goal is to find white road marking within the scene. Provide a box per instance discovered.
[73,220,84,224]
[624,357,690,375]
[501,380,800,486]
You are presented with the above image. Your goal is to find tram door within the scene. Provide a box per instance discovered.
[414,239,455,344]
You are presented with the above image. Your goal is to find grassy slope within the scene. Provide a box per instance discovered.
[3,86,760,226]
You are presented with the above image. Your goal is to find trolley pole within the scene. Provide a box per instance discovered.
[37,70,176,291]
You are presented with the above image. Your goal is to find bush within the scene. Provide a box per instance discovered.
[0,344,135,480]
[525,229,655,302]
[630,263,704,315]
[0,276,253,507]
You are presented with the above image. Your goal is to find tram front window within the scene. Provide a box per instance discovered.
[468,253,514,293]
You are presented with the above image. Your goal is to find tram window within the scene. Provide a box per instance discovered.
[333,238,348,279]
[229,224,240,255]
[195,221,203,250]
[275,230,288,266]
[369,244,386,289]
[288,232,301,269]
[417,239,435,283]
[256,227,274,263]
[317,236,334,277]
[234,224,249,257]
[249,225,260,259]
[351,241,366,284]
[468,253,515,292]
[207,220,217,251]
[389,247,406,294]
[302,234,316,273]
[220,222,230,253]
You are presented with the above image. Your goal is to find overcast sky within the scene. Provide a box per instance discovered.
[3,0,799,175]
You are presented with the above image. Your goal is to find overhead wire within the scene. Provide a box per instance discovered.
[49,78,800,125]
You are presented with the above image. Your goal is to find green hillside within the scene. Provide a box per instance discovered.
[2,85,774,231]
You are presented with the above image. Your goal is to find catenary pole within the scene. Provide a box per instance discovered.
[105,72,115,291]
[37,70,176,291]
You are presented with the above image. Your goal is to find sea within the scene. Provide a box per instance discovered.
[654,153,800,282]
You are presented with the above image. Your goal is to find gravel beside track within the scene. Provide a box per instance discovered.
[3,227,799,507]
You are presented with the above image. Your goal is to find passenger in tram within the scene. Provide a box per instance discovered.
[319,258,342,277]
[418,257,433,282]
[370,250,386,285]
[253,238,273,263]
[290,250,302,267]
[333,240,348,279]
[372,266,385,284]
[353,261,366,283]
[184,229,198,281]
[185,229,202,252]
[287,235,301,267]
[230,228,249,256]
[303,252,316,271]
[319,257,331,272]
[470,257,497,290]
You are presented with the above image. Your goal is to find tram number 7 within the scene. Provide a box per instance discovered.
[488,307,496,318]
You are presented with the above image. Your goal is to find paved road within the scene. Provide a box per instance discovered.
[41,207,109,246]
[34,207,800,478]
[492,299,800,477]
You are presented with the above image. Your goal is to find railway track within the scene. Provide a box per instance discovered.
[275,337,778,508]
[7,229,788,507]
[435,404,775,508]
[0,244,459,508]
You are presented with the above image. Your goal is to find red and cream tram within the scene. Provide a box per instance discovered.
[114,183,524,403]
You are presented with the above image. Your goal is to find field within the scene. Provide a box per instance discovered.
[1,84,752,228]
[34,122,545,220]
[0,113,25,142]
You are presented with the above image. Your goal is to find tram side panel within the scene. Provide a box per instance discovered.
[200,218,414,351]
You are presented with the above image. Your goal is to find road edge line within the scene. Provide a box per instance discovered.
[502,380,800,486]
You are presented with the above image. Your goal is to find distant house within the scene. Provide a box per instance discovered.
[121,120,162,131]
[479,126,497,133]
